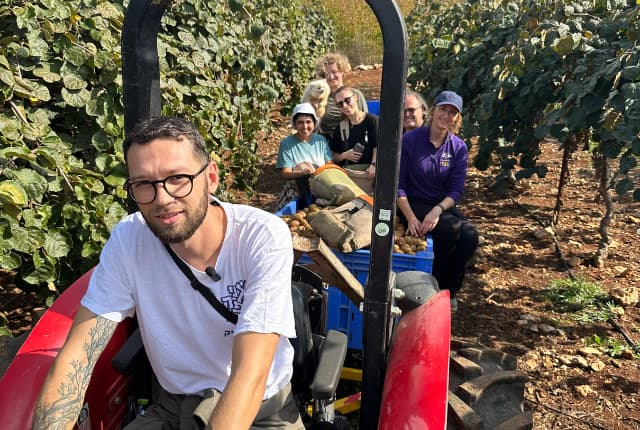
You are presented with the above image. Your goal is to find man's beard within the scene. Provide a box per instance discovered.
[143,191,209,244]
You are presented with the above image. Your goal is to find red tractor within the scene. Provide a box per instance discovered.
[0,1,532,429]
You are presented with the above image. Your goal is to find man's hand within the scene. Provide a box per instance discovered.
[207,332,279,429]
[32,307,117,430]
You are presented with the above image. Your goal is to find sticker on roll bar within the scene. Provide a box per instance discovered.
[375,222,390,237]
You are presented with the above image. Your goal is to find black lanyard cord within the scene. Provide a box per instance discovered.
[163,243,238,324]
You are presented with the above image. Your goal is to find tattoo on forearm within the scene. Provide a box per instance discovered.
[32,316,117,430]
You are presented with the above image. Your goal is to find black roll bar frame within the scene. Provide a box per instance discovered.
[120,2,407,428]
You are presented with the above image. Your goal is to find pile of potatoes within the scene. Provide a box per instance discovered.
[393,220,427,255]
[393,235,428,255]
[279,204,322,238]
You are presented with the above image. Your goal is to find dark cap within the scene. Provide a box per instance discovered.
[434,91,463,112]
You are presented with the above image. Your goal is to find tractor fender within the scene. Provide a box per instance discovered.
[0,270,134,430]
[379,289,451,429]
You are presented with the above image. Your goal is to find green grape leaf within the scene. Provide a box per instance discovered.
[61,87,91,107]
[11,227,46,254]
[62,72,87,90]
[44,230,72,258]
[0,253,21,271]
[0,181,29,206]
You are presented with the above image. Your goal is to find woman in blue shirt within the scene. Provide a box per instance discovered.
[397,91,478,311]
[276,103,333,207]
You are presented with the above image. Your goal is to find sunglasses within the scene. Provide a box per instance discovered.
[336,95,355,108]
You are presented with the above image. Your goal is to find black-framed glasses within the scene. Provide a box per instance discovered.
[404,107,420,115]
[124,161,210,204]
[336,95,355,108]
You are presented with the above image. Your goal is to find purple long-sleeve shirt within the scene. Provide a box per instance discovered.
[398,126,468,204]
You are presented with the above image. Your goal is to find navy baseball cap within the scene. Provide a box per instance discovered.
[434,91,463,112]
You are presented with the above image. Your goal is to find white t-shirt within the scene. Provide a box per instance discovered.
[81,199,296,398]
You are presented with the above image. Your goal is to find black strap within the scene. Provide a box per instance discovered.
[164,243,238,324]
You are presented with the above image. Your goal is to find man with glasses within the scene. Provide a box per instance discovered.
[33,116,303,430]
[403,90,428,133]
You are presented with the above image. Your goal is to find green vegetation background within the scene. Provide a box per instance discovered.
[1,0,638,322]
[319,0,416,65]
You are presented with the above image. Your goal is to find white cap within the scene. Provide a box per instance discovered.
[291,103,318,128]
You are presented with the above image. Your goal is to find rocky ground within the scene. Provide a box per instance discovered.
[2,68,640,429]
[454,144,640,430]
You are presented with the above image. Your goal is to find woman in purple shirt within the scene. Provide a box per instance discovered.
[397,91,478,311]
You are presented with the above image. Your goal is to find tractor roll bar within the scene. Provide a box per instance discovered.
[120,1,408,428]
[121,0,169,134]
[361,3,407,428]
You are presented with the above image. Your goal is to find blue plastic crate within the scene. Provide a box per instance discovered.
[296,240,433,350]
[367,100,380,115]
[275,199,300,216]
[325,286,353,346]
[276,199,434,350]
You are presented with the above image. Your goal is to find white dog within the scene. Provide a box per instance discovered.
[301,79,330,118]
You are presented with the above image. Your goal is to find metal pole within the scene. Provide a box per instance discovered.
[360,1,408,428]
[121,0,169,134]
[121,0,169,213]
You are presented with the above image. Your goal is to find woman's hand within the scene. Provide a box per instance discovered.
[340,149,363,163]
[420,207,443,233]
[366,163,376,179]
[406,217,423,237]
[294,161,315,175]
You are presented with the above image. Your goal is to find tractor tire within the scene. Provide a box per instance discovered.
[447,339,533,430]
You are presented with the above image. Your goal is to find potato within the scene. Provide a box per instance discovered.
[289,219,300,228]
[400,244,412,254]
